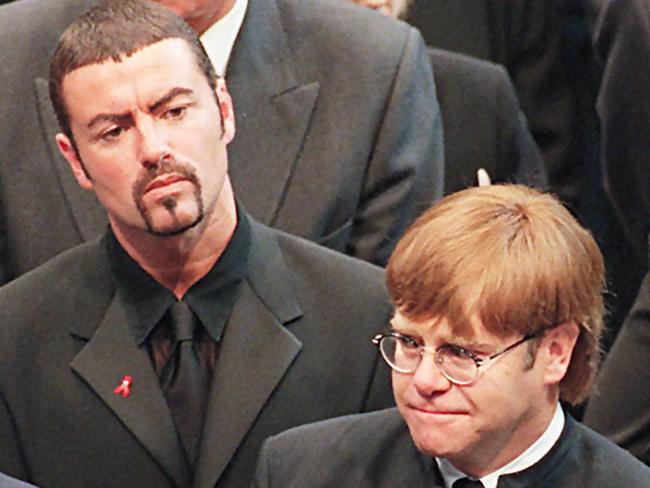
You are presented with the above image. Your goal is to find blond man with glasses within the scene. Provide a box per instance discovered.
[253,185,650,488]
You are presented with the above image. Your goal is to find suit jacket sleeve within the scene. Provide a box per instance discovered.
[0,392,28,482]
[346,27,444,266]
[594,0,650,253]
[584,271,650,464]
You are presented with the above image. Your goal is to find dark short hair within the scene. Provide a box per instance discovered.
[49,0,217,140]
[386,184,605,405]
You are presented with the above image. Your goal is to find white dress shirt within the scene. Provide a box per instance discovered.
[199,0,248,76]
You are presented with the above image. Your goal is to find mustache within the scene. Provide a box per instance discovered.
[132,156,199,201]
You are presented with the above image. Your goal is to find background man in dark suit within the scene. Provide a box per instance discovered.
[0,0,442,283]
[254,185,650,487]
[405,0,638,364]
[583,0,650,464]
[352,0,548,193]
[429,49,547,193]
[0,2,394,486]
[590,0,650,255]
[404,0,596,213]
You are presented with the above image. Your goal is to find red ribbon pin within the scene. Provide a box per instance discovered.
[113,375,132,398]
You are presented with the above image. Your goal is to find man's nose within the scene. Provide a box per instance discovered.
[137,119,169,169]
[411,352,452,397]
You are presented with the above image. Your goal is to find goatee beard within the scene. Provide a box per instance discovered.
[132,156,203,236]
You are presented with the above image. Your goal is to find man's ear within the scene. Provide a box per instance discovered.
[540,322,580,386]
[55,133,93,191]
[215,78,235,144]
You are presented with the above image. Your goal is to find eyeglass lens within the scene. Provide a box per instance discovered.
[380,335,477,384]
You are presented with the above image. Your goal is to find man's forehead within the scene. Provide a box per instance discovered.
[60,39,207,116]
[61,38,200,89]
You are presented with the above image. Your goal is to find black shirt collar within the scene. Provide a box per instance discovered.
[104,205,252,346]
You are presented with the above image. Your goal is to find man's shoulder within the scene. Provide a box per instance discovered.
[0,238,112,365]
[601,0,649,22]
[263,408,408,462]
[0,0,89,41]
[274,0,415,61]
[256,408,436,487]
[0,0,91,87]
[429,48,507,81]
[562,416,650,484]
[0,238,109,311]
[243,220,391,333]
[428,48,511,101]
[269,224,385,287]
[596,0,650,57]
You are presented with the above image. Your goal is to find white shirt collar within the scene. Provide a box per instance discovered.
[199,0,248,77]
[436,403,565,488]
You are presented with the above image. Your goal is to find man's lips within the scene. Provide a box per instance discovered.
[408,404,469,415]
[144,174,188,194]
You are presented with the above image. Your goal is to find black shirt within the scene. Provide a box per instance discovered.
[103,206,252,373]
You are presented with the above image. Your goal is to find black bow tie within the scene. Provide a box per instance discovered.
[453,478,485,488]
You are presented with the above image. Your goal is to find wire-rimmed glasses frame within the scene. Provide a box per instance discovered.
[372,327,549,386]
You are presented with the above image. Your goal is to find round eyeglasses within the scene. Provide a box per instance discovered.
[372,329,548,386]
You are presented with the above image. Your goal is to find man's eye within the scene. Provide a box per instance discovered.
[100,126,125,141]
[163,106,187,119]
[396,335,420,351]
[445,344,485,360]
[445,345,470,359]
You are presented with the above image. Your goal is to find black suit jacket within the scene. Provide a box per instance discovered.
[584,270,650,465]
[254,408,650,487]
[0,0,442,281]
[0,219,394,487]
[593,0,650,254]
[406,0,592,210]
[429,48,547,193]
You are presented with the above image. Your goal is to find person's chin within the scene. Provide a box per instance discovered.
[146,207,202,236]
[408,427,461,459]
[402,406,470,449]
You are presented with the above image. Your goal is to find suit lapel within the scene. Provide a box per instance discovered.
[194,221,303,488]
[70,292,192,488]
[34,78,107,241]
[225,0,320,226]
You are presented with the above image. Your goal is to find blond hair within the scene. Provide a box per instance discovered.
[386,185,605,404]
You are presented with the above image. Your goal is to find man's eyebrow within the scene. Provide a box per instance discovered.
[427,332,491,350]
[85,87,195,130]
[467,341,491,349]
[87,112,131,130]
[149,87,194,113]
[454,339,492,350]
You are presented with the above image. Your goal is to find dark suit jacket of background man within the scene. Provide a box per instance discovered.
[429,48,547,194]
[591,0,650,254]
[583,0,650,354]
[406,0,597,214]
[0,218,394,488]
[0,0,442,282]
[407,0,641,357]
[586,2,650,456]
[584,270,650,465]
[253,408,650,487]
